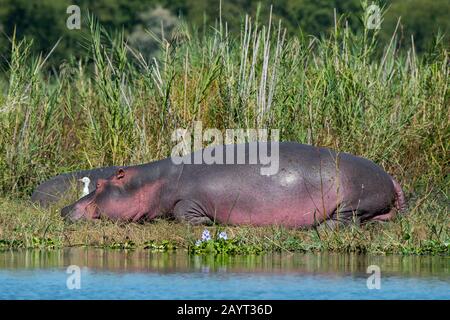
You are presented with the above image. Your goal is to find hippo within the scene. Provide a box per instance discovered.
[31,166,120,207]
[61,142,406,228]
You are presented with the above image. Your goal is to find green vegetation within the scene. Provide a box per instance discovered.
[0,0,449,67]
[0,194,448,254]
[0,5,448,255]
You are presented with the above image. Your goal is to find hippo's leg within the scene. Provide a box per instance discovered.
[173,200,214,225]
[324,201,397,229]
[320,219,352,230]
[320,207,362,230]
[369,208,396,221]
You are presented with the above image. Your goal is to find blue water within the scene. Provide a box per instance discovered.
[0,250,448,299]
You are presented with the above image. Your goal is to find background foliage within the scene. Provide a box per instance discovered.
[0,0,449,69]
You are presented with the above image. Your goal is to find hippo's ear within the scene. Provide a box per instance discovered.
[116,168,125,180]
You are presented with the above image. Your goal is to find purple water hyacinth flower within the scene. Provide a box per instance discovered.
[201,229,211,241]
[218,231,228,240]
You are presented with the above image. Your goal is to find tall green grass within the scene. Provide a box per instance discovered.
[0,10,448,204]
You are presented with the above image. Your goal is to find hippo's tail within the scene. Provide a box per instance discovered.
[391,177,407,213]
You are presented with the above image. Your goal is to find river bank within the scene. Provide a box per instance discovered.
[0,192,447,255]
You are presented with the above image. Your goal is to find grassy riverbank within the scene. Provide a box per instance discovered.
[0,10,448,255]
[0,192,448,255]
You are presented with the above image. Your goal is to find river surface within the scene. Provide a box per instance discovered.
[0,249,448,299]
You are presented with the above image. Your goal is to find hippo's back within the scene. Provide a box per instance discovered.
[171,142,397,226]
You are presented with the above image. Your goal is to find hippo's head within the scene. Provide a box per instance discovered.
[61,167,158,222]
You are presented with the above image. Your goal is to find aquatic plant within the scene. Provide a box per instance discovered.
[218,232,228,240]
[196,229,228,244]
[201,229,212,242]
[143,240,177,251]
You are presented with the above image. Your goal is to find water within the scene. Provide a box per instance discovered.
[0,249,448,299]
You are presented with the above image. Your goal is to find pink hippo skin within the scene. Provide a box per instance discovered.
[61,142,406,228]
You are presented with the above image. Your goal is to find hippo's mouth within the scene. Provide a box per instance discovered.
[61,203,81,221]
[61,204,73,219]
[87,202,101,219]
[61,193,98,221]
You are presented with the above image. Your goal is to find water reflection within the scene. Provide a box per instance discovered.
[0,249,448,279]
